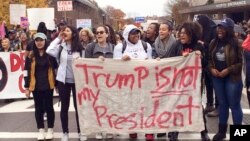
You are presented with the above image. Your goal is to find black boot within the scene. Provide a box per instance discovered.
[201,130,210,141]
[157,133,166,137]
[213,124,227,141]
[168,131,179,141]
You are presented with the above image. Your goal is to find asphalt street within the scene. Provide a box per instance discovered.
[0,91,249,141]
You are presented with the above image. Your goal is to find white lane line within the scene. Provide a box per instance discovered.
[0,132,230,140]
[0,97,75,113]
[0,132,78,138]
[0,99,34,113]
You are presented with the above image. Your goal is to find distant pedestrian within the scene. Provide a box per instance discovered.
[0,38,11,52]
[79,27,94,57]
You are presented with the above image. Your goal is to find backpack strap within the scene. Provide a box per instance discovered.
[90,42,96,56]
[141,40,148,53]
[122,41,127,54]
[58,45,63,64]
[122,40,148,54]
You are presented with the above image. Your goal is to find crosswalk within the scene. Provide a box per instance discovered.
[1,94,250,140]
[0,97,75,113]
[0,132,230,140]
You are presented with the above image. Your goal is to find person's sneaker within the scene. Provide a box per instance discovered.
[45,128,54,140]
[168,132,179,141]
[79,133,87,141]
[95,133,103,139]
[200,130,210,141]
[129,133,137,139]
[145,134,154,141]
[157,133,166,137]
[106,133,114,139]
[61,133,69,141]
[204,105,215,114]
[37,128,45,140]
[207,109,219,117]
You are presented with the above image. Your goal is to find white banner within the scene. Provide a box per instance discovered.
[0,52,26,99]
[9,4,26,25]
[27,8,55,30]
[73,53,204,135]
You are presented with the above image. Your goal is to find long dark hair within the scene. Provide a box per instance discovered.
[32,40,50,59]
[213,25,238,48]
[105,24,116,45]
[66,25,82,53]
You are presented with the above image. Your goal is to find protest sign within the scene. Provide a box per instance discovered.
[0,52,26,99]
[27,8,55,30]
[10,4,26,25]
[73,53,204,134]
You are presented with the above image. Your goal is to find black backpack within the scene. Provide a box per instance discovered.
[121,40,148,54]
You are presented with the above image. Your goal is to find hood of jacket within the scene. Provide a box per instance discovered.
[123,24,141,45]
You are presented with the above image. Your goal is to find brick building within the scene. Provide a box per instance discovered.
[0,0,106,29]
[50,0,106,28]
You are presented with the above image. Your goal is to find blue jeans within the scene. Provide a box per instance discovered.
[212,76,243,125]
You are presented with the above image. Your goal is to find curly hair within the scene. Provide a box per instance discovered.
[179,21,202,44]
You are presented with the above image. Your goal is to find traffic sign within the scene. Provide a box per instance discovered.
[135,17,145,23]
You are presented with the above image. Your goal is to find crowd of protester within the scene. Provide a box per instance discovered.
[1,16,250,141]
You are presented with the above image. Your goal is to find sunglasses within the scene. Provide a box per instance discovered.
[96,31,105,35]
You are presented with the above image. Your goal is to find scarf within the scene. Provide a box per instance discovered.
[154,34,176,58]
[242,35,250,52]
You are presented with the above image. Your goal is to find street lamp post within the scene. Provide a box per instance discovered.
[102,14,105,25]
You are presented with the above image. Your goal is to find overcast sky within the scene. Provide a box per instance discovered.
[95,0,169,18]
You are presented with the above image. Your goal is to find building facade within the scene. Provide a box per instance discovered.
[50,0,106,28]
[180,0,250,22]
[0,0,106,29]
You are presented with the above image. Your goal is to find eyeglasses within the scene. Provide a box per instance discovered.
[180,32,187,35]
[96,31,105,35]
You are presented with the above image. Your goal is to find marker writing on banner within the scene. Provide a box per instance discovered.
[154,55,200,92]
[75,55,201,92]
[92,96,199,130]
[75,64,149,90]
[9,52,26,93]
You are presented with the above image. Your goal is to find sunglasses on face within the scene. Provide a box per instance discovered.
[96,31,105,35]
